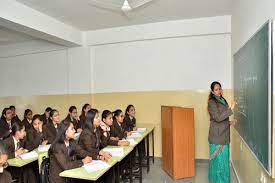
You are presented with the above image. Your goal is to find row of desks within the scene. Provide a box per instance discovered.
[7,124,155,182]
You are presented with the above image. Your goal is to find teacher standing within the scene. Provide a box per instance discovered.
[208,81,237,183]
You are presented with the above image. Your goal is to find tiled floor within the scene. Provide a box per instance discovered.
[132,158,237,183]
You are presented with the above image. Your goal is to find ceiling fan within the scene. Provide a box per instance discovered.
[89,0,154,18]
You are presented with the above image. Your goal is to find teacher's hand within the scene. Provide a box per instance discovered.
[230,101,237,110]
[230,119,237,126]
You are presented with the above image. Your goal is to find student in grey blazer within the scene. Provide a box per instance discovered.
[207,81,237,183]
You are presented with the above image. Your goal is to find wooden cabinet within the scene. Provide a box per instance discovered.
[161,106,195,179]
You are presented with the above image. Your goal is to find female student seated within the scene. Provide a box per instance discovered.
[124,105,137,131]
[77,104,91,130]
[64,106,82,133]
[4,123,37,183]
[40,107,52,126]
[78,109,111,161]
[100,110,129,147]
[21,109,33,131]
[0,108,14,139]
[49,120,92,183]
[124,105,146,162]
[25,114,48,151]
[43,109,60,144]
[0,140,12,183]
[110,109,132,140]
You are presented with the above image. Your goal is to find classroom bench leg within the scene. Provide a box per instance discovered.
[112,166,116,183]
[152,130,155,164]
[115,163,120,183]
[146,135,150,173]
[129,153,133,183]
[139,146,142,183]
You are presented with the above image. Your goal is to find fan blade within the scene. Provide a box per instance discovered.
[88,3,133,20]
[89,0,122,10]
[88,4,134,21]
[88,3,121,13]
[130,0,153,9]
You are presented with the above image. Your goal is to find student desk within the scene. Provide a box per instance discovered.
[7,153,38,167]
[60,146,134,182]
[7,149,48,173]
[126,124,155,182]
[106,145,135,183]
[59,125,155,183]
[59,156,117,181]
[136,124,155,172]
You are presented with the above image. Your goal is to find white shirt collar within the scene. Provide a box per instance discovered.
[7,121,11,128]
[12,136,19,149]
[100,122,110,131]
[65,141,70,147]
[53,123,58,128]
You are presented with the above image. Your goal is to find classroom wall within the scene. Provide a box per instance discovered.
[0,45,92,96]
[90,31,231,158]
[0,16,231,159]
[91,34,231,93]
[0,43,93,121]
[232,0,275,181]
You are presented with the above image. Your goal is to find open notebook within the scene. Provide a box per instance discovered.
[19,151,38,160]
[83,160,111,173]
[38,144,51,152]
[137,128,147,132]
[127,132,142,138]
[103,147,124,157]
[121,139,137,146]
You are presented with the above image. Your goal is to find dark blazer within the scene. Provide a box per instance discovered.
[64,115,79,130]
[99,127,118,147]
[25,127,44,151]
[11,115,21,125]
[110,120,127,140]
[49,142,83,183]
[0,118,13,139]
[77,128,101,160]
[123,115,136,131]
[40,113,49,126]
[208,98,233,145]
[4,135,24,159]
[21,118,32,131]
[0,170,12,183]
[42,121,58,144]
[77,114,85,130]
[4,136,37,183]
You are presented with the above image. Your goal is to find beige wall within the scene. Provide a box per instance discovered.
[0,89,232,159]
[231,129,274,182]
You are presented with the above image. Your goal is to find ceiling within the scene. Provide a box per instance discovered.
[16,0,232,31]
[0,26,37,46]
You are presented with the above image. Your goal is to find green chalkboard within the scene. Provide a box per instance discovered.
[233,21,273,173]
